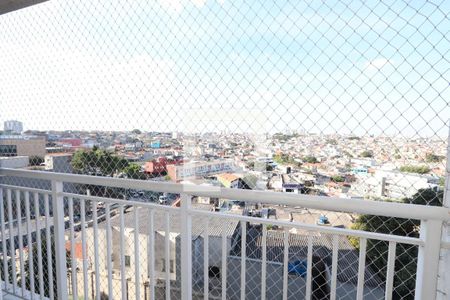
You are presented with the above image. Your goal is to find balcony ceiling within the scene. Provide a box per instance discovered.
[0,0,47,15]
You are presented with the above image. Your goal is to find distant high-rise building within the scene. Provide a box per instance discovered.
[4,120,23,134]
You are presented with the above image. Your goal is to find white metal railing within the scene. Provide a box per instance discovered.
[0,168,449,300]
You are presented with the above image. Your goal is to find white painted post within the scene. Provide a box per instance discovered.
[436,124,450,300]
[51,180,68,300]
[414,220,442,300]
[180,193,192,300]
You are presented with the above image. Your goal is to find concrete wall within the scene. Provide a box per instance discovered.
[0,156,29,168]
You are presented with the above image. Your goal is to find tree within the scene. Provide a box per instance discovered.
[123,163,146,180]
[24,237,71,299]
[131,129,142,134]
[347,136,361,141]
[72,148,130,197]
[351,188,442,299]
[343,151,353,158]
[330,175,345,183]
[399,165,430,174]
[360,150,373,158]
[273,153,301,166]
[327,139,337,145]
[71,148,129,177]
[425,153,444,163]
[303,155,318,164]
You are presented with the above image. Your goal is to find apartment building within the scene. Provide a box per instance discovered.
[0,135,46,157]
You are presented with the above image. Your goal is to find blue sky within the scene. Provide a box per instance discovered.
[0,0,449,137]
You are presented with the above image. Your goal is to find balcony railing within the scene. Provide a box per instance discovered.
[0,168,449,300]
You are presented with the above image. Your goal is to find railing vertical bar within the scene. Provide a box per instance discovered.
[180,194,192,300]
[306,232,313,300]
[330,235,339,300]
[134,207,141,300]
[261,224,267,300]
[119,205,127,300]
[92,200,100,300]
[80,198,89,299]
[164,211,170,300]
[221,229,227,300]
[7,189,17,295]
[68,197,78,300]
[44,193,54,300]
[147,209,155,300]
[15,190,25,297]
[385,241,397,300]
[240,221,246,300]
[0,188,9,290]
[282,229,289,300]
[356,238,367,300]
[34,192,44,299]
[105,203,113,300]
[51,180,68,300]
[25,191,35,298]
[415,220,443,300]
[203,218,209,300]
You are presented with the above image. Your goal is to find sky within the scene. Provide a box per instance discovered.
[0,0,449,137]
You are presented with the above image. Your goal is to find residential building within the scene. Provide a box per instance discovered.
[0,135,46,157]
[227,226,385,300]
[44,153,73,173]
[85,207,240,298]
[3,120,23,134]
[215,173,257,189]
[166,160,235,182]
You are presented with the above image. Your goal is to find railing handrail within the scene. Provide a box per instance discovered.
[1,167,449,221]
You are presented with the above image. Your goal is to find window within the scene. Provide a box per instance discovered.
[161,258,175,273]
[125,255,131,267]
[0,145,17,157]
[208,266,220,279]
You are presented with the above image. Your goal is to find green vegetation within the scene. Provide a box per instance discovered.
[71,146,129,177]
[351,188,442,299]
[342,151,353,158]
[302,155,318,164]
[399,165,430,174]
[123,163,146,180]
[272,132,300,142]
[347,136,361,141]
[359,150,373,158]
[330,175,345,183]
[273,153,302,167]
[327,139,337,145]
[425,153,445,163]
